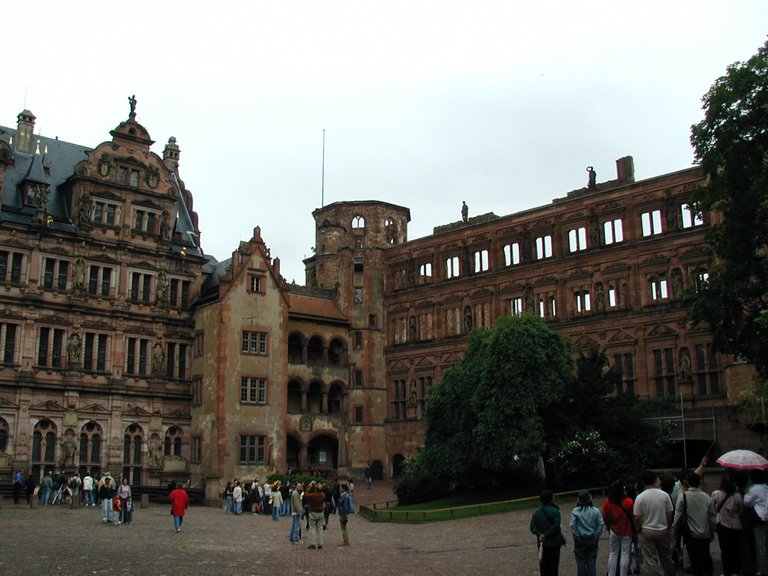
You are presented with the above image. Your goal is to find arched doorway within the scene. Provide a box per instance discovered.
[370,459,384,481]
[392,454,406,479]
[286,435,301,474]
[307,434,338,475]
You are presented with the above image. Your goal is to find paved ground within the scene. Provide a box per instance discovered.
[1,481,722,576]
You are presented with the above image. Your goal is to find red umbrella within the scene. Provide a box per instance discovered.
[716,449,768,470]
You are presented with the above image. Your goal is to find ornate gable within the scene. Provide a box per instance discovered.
[38,314,71,327]
[608,329,637,344]
[163,409,191,420]
[81,320,115,331]
[646,323,678,340]
[574,334,600,349]
[0,395,19,409]
[31,400,67,412]
[78,403,111,414]
[388,359,409,372]
[442,352,463,366]
[414,356,436,369]
[123,405,152,417]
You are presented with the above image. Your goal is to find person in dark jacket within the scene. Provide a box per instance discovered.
[530,489,565,576]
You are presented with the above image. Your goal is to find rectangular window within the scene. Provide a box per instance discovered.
[354,369,363,387]
[129,169,139,187]
[418,262,432,282]
[88,266,112,297]
[445,255,460,278]
[239,435,266,464]
[191,436,201,463]
[653,347,676,398]
[507,296,523,316]
[681,203,704,229]
[603,219,624,245]
[641,210,663,237]
[353,258,364,273]
[37,327,65,368]
[126,337,150,376]
[535,235,553,260]
[503,242,521,266]
[132,209,159,233]
[354,406,363,424]
[613,353,635,394]
[354,287,363,303]
[193,332,204,357]
[1,323,18,364]
[92,201,120,226]
[574,290,591,313]
[129,272,153,303]
[568,227,588,252]
[649,275,669,301]
[0,252,24,284]
[473,249,489,273]
[241,331,268,355]
[192,377,203,406]
[694,344,720,397]
[83,333,109,372]
[354,331,363,350]
[240,377,267,404]
[118,167,128,184]
[165,343,188,379]
[249,275,263,293]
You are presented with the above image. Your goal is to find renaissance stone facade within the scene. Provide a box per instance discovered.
[0,105,205,486]
[0,104,758,500]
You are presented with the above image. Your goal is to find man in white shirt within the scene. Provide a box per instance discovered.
[633,470,676,576]
[744,469,768,575]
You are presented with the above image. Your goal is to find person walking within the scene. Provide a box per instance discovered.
[673,472,715,576]
[40,471,54,505]
[337,482,354,546]
[117,477,132,524]
[633,470,676,576]
[530,489,565,576]
[570,490,604,576]
[602,481,635,576]
[169,482,190,533]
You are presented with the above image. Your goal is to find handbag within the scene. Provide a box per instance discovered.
[676,494,692,539]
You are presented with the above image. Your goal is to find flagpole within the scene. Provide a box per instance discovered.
[321,129,326,207]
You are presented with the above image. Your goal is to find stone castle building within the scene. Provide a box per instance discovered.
[0,104,757,500]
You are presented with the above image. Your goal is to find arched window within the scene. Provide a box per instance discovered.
[123,424,144,485]
[0,417,8,452]
[352,216,365,229]
[79,421,102,476]
[164,426,183,457]
[32,419,57,479]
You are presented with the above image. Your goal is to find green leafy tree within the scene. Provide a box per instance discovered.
[688,40,768,378]
[419,314,573,489]
[545,346,671,487]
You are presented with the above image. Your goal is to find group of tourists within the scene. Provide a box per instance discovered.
[221,477,355,547]
[531,460,768,576]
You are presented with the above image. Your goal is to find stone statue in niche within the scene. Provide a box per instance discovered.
[679,348,692,382]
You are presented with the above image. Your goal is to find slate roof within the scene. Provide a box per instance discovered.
[0,117,202,257]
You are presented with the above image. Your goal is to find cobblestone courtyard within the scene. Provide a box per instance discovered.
[1,482,721,576]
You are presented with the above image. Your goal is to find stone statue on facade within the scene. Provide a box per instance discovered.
[67,333,81,365]
[152,343,165,373]
[59,431,77,468]
[586,166,597,190]
[148,438,164,468]
[461,201,468,223]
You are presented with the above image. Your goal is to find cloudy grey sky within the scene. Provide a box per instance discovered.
[2,1,766,283]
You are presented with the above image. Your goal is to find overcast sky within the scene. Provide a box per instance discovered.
[2,1,766,283]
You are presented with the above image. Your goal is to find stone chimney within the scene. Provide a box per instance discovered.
[163,136,180,172]
[15,110,36,154]
[616,156,635,183]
